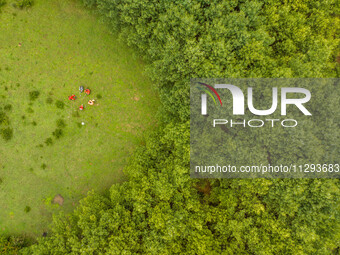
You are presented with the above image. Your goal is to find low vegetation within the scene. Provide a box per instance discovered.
[0,0,158,236]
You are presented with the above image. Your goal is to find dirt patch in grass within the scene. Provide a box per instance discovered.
[53,194,64,206]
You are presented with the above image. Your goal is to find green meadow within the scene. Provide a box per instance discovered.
[0,0,158,236]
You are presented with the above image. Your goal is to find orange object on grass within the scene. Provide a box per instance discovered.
[85,89,91,95]
[68,95,76,100]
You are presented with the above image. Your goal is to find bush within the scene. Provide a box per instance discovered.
[0,111,9,125]
[14,0,33,9]
[56,119,66,129]
[55,100,65,109]
[52,128,63,139]
[0,235,29,253]
[1,127,13,141]
[4,104,12,111]
[0,177,3,185]
[44,137,53,146]
[24,206,31,213]
[41,164,47,170]
[29,90,40,101]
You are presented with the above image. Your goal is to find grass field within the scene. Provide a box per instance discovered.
[0,0,159,236]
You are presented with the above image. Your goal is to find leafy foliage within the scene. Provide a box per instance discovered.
[95,0,339,122]
[30,124,340,254]
[0,235,29,254]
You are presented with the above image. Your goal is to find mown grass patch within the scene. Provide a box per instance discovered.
[0,0,159,236]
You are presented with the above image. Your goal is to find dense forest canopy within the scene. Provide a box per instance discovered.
[1,0,339,254]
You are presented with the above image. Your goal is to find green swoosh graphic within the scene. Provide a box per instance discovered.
[197,86,217,105]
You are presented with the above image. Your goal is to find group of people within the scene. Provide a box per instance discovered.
[68,86,95,110]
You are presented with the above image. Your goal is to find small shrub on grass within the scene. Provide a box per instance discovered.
[0,0,6,8]
[0,177,3,185]
[4,104,12,111]
[0,111,9,125]
[29,90,40,101]
[24,206,31,213]
[52,128,63,139]
[41,163,47,169]
[32,121,37,126]
[46,97,53,104]
[14,0,33,8]
[45,137,53,146]
[0,235,28,252]
[1,127,13,141]
[56,119,66,129]
[55,100,65,109]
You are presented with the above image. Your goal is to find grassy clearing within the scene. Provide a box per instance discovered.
[0,0,159,236]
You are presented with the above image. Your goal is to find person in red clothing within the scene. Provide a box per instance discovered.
[85,89,91,95]
[79,104,84,110]
[68,95,76,100]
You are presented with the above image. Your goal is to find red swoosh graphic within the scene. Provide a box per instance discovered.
[198,82,223,106]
